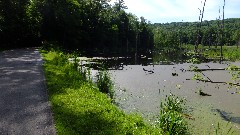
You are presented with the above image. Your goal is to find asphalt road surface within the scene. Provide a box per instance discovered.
[0,48,56,135]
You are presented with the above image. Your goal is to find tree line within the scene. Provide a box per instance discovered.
[1,0,240,54]
[153,18,240,50]
[0,0,153,56]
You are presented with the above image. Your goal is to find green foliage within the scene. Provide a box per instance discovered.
[185,51,202,64]
[37,0,153,53]
[0,0,41,48]
[226,64,239,71]
[226,65,240,90]
[26,0,42,34]
[189,65,200,72]
[0,0,153,53]
[222,47,240,61]
[153,18,240,50]
[41,49,162,135]
[186,57,201,64]
[158,94,188,135]
[182,45,240,61]
[192,73,205,81]
[96,70,114,99]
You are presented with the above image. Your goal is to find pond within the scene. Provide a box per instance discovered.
[77,52,240,134]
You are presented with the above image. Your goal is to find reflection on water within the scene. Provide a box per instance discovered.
[213,109,240,124]
[78,51,240,134]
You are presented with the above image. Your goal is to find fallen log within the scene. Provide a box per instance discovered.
[186,78,240,86]
[187,68,240,72]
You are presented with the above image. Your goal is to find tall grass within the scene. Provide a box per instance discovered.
[96,70,114,99]
[41,49,162,135]
[182,45,240,61]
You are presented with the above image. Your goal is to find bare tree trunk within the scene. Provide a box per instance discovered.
[220,0,226,63]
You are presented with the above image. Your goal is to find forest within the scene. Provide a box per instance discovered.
[153,18,240,50]
[0,0,153,56]
[0,0,240,54]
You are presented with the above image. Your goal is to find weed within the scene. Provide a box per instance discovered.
[213,122,235,135]
[189,65,200,72]
[158,94,189,135]
[186,51,202,64]
[72,51,80,70]
[186,57,201,64]
[96,70,114,99]
[225,64,240,90]
[192,73,205,81]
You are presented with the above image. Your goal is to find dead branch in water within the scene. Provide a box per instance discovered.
[187,68,240,72]
[186,78,240,87]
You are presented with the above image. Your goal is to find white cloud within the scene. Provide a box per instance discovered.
[123,0,240,23]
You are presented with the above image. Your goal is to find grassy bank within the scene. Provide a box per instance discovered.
[182,45,240,61]
[41,49,162,135]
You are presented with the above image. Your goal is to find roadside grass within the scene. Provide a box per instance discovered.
[41,49,162,135]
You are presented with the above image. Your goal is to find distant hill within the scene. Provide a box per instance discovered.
[152,18,240,47]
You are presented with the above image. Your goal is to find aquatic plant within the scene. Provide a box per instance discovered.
[192,73,205,82]
[189,65,200,72]
[186,52,201,64]
[158,94,189,135]
[72,51,80,70]
[226,65,240,84]
[226,64,240,90]
[214,122,235,135]
[96,70,114,99]
[186,57,201,64]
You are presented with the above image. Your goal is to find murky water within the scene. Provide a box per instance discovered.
[109,62,240,134]
[77,55,240,134]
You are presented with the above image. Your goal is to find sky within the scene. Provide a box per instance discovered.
[112,0,240,23]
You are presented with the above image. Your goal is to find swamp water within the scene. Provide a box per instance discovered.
[77,54,240,134]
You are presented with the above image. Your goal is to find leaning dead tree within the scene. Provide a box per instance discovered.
[195,0,207,53]
[220,0,226,62]
[216,0,226,62]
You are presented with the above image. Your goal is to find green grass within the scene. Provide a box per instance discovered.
[96,70,114,99]
[209,46,240,61]
[182,45,240,61]
[41,49,162,135]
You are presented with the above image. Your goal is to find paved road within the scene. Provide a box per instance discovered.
[0,48,56,135]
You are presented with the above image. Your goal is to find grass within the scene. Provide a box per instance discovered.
[41,48,236,135]
[182,44,240,61]
[96,69,114,99]
[41,49,162,135]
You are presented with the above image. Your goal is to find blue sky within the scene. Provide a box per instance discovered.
[112,0,240,23]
